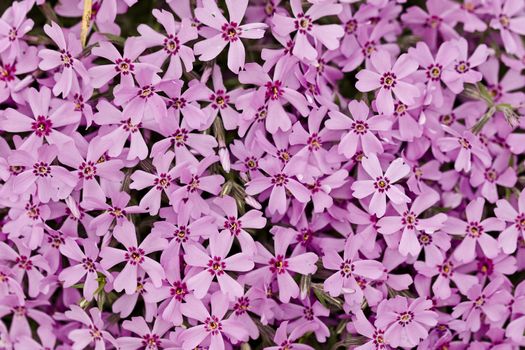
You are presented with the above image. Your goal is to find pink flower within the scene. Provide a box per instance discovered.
[264,321,316,350]
[184,233,254,299]
[65,305,116,350]
[470,153,517,203]
[375,296,438,348]
[0,1,34,60]
[0,87,80,151]
[272,0,343,61]
[326,100,392,158]
[138,10,198,79]
[245,228,318,303]
[180,291,250,349]
[356,50,420,115]
[100,221,167,294]
[442,197,505,263]
[489,0,525,54]
[38,22,89,97]
[194,0,267,73]
[377,189,447,257]
[118,316,172,350]
[495,189,525,254]
[351,154,411,218]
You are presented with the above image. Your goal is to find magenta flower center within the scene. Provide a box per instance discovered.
[207,256,226,275]
[418,233,432,246]
[295,13,312,33]
[402,211,419,229]
[25,204,41,220]
[499,15,510,28]
[474,295,485,307]
[224,216,242,235]
[440,113,455,126]
[374,176,390,192]
[115,58,134,74]
[345,19,357,34]
[352,121,369,135]
[425,15,442,28]
[484,168,498,182]
[277,149,290,163]
[455,60,470,73]
[222,22,241,41]
[60,49,74,68]
[163,34,180,54]
[154,173,172,190]
[0,63,16,82]
[210,90,230,109]
[303,306,314,320]
[373,330,385,346]
[31,115,53,137]
[8,28,17,41]
[426,64,442,81]
[13,306,26,316]
[269,255,288,274]
[89,325,102,341]
[170,97,186,109]
[397,311,414,326]
[171,128,188,146]
[170,281,188,302]
[33,162,51,177]
[307,133,322,151]
[125,247,145,265]
[79,161,97,180]
[272,173,289,186]
[234,296,250,315]
[265,80,284,100]
[477,257,494,275]
[122,119,142,133]
[340,259,354,278]
[142,334,161,349]
[138,85,155,99]
[109,207,126,218]
[205,315,223,334]
[394,102,407,117]
[245,156,259,170]
[515,213,525,230]
[362,41,376,58]
[174,225,189,242]
[16,256,33,270]
[458,137,471,149]
[82,257,96,272]
[187,175,200,192]
[380,72,397,89]
[466,222,483,238]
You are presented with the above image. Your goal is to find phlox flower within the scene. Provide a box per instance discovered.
[38,21,89,97]
[100,221,166,294]
[351,154,411,218]
[495,189,525,254]
[117,316,173,350]
[356,50,420,116]
[0,296,53,341]
[184,233,254,299]
[375,296,438,348]
[0,0,33,60]
[442,197,504,263]
[180,291,249,350]
[0,46,38,104]
[470,153,517,203]
[264,321,316,350]
[65,305,116,350]
[272,0,343,61]
[489,0,525,54]
[194,0,267,73]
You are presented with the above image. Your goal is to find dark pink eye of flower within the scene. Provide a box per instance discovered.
[374,176,390,192]
[125,247,145,265]
[418,233,432,246]
[234,296,250,315]
[272,173,288,186]
[154,173,172,190]
[187,175,200,192]
[307,180,321,194]
[48,233,65,249]
[439,113,456,125]
[31,115,53,137]
[210,90,230,109]
[15,256,33,271]
[170,281,188,301]
[426,64,442,81]
[373,330,386,346]
[474,295,485,307]
[345,19,358,34]
[171,128,188,146]
[477,257,494,275]
[277,149,290,163]
[9,165,24,175]
[115,58,134,74]
[138,85,155,99]
[499,14,510,28]
[82,257,96,272]
[141,334,161,349]
[458,137,471,149]
[73,93,84,111]
[466,222,484,238]
[8,28,17,41]
[351,121,369,135]
[380,72,397,89]
[33,162,51,177]
[204,315,222,334]
[207,256,226,275]
[163,34,180,54]
[455,60,470,73]
[394,102,407,117]
[60,49,74,67]
[173,225,189,242]
[362,41,376,58]
[0,63,16,82]
[515,213,525,230]
[25,204,40,220]
[265,80,284,100]
[264,1,275,16]
[256,106,268,122]
[221,22,241,42]
[170,97,186,109]
[122,119,142,132]
[484,168,498,182]
[402,211,419,229]
[425,15,442,28]
[224,216,242,235]
[13,306,26,316]
[78,161,97,180]
[307,133,322,150]
[487,84,502,101]
[244,156,258,170]
[397,311,414,326]
[297,228,313,246]
[295,13,313,33]
[89,325,102,341]
[269,255,288,274]
[339,259,354,278]
[109,207,126,218]
[303,306,314,320]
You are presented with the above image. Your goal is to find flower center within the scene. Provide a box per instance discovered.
[174,225,189,242]
[8,28,17,41]
[31,115,53,137]
[207,256,226,275]
[171,128,188,146]
[362,41,376,58]
[427,64,442,81]
[418,233,432,246]
[79,161,97,180]
[170,281,188,302]
[477,257,494,275]
[221,22,241,41]
[295,13,312,32]
[339,259,354,278]
[110,207,125,218]
[234,296,250,315]
[398,311,414,326]
[425,15,442,28]
[211,90,229,109]
[187,175,200,192]
[224,217,242,236]
[484,168,498,182]
[374,176,390,192]
[0,63,16,82]
[142,334,161,350]
[402,211,418,229]
[164,34,180,54]
[205,316,222,335]
[458,138,471,149]
[466,222,483,238]
[440,113,455,126]
[15,256,33,271]
[60,49,74,68]
[307,133,322,151]
[515,213,525,230]
[125,247,145,265]
[154,173,172,190]
[474,295,485,307]
[265,80,283,100]
[455,60,470,73]
[33,162,51,177]
[269,255,288,274]
[82,257,96,272]
[499,15,510,28]
[138,85,154,99]
[272,173,288,186]
[380,72,397,89]
[345,19,357,34]
[115,58,134,74]
[352,121,369,135]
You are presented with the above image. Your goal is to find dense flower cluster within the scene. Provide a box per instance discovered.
[0,0,525,349]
